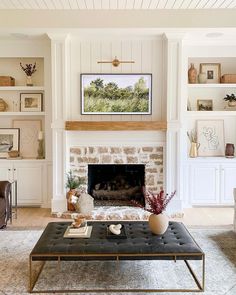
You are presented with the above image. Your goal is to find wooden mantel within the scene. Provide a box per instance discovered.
[65,121,167,131]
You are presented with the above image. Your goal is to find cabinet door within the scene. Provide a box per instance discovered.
[220,164,236,204]
[191,165,220,205]
[0,162,13,181]
[14,163,42,206]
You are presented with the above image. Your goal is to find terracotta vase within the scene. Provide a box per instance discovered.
[148,213,169,235]
[66,189,76,212]
[188,63,197,84]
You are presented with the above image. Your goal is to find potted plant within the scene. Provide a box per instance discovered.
[65,170,84,211]
[132,190,176,235]
[20,62,37,86]
[223,93,236,107]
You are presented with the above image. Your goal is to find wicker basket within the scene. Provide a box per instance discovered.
[221,74,236,84]
[0,76,15,86]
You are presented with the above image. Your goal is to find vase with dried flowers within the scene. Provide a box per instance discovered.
[187,130,200,158]
[132,190,176,235]
[20,62,37,86]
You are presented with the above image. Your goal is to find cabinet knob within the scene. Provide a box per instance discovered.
[8,169,11,171]
[14,169,16,171]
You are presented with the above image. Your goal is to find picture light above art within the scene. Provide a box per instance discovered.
[97,56,135,67]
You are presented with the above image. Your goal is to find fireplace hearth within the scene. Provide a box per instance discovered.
[88,164,145,206]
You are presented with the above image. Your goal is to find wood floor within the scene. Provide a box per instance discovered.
[8,207,234,228]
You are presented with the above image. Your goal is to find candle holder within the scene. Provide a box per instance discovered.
[37,139,44,159]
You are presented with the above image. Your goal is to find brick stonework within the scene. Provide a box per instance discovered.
[70,146,164,193]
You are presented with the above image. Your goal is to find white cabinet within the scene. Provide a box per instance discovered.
[190,162,235,205]
[0,161,43,206]
[220,164,236,204]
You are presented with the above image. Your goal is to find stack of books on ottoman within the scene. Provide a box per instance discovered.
[64,219,92,238]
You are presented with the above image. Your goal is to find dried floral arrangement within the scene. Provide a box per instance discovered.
[132,190,176,215]
[187,129,197,143]
[20,62,37,76]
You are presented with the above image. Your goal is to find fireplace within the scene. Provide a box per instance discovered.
[70,145,164,206]
[88,164,145,206]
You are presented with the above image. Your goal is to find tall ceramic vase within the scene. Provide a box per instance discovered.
[66,189,76,212]
[148,213,169,235]
[188,63,197,84]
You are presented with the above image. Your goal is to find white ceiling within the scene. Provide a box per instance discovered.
[0,0,235,10]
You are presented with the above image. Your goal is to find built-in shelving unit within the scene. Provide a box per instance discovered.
[0,111,45,116]
[182,53,236,206]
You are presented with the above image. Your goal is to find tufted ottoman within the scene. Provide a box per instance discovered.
[29,221,205,293]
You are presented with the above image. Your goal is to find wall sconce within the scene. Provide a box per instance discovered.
[97,56,135,67]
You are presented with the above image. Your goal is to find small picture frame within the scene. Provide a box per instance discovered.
[0,128,20,158]
[20,93,43,112]
[197,99,213,111]
[199,63,221,84]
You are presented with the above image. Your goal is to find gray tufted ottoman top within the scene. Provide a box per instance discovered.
[31,221,203,261]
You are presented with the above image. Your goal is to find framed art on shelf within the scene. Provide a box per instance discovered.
[20,93,43,112]
[0,128,20,158]
[197,120,225,157]
[197,99,213,111]
[81,73,152,115]
[12,119,42,159]
[199,63,221,84]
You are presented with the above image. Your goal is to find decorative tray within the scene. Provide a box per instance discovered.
[106,224,127,239]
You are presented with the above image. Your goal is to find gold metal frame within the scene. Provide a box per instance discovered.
[29,252,205,293]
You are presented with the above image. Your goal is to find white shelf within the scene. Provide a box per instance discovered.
[0,112,45,116]
[185,111,236,116]
[188,83,236,88]
[0,86,44,91]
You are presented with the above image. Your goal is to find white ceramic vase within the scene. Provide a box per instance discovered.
[148,213,169,235]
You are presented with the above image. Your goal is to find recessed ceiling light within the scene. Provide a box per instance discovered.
[205,32,224,38]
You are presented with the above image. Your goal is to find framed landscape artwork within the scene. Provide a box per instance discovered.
[0,128,20,158]
[20,93,43,112]
[197,120,225,156]
[81,73,152,115]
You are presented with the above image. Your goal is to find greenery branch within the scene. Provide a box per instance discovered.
[223,94,236,102]
[65,170,84,190]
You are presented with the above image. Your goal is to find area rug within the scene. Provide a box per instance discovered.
[0,228,236,295]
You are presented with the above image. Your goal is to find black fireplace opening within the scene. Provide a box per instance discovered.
[88,164,145,206]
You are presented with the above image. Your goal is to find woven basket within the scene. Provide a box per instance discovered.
[221,74,236,84]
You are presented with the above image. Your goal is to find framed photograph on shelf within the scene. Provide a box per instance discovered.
[197,99,213,111]
[197,120,225,157]
[12,119,42,159]
[199,63,221,83]
[0,128,20,158]
[81,73,152,115]
[20,93,43,112]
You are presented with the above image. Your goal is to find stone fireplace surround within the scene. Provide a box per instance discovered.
[70,145,164,194]
[64,145,164,220]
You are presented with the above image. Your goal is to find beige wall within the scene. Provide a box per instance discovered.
[0,10,236,30]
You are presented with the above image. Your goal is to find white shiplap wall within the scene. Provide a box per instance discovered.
[69,36,164,122]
